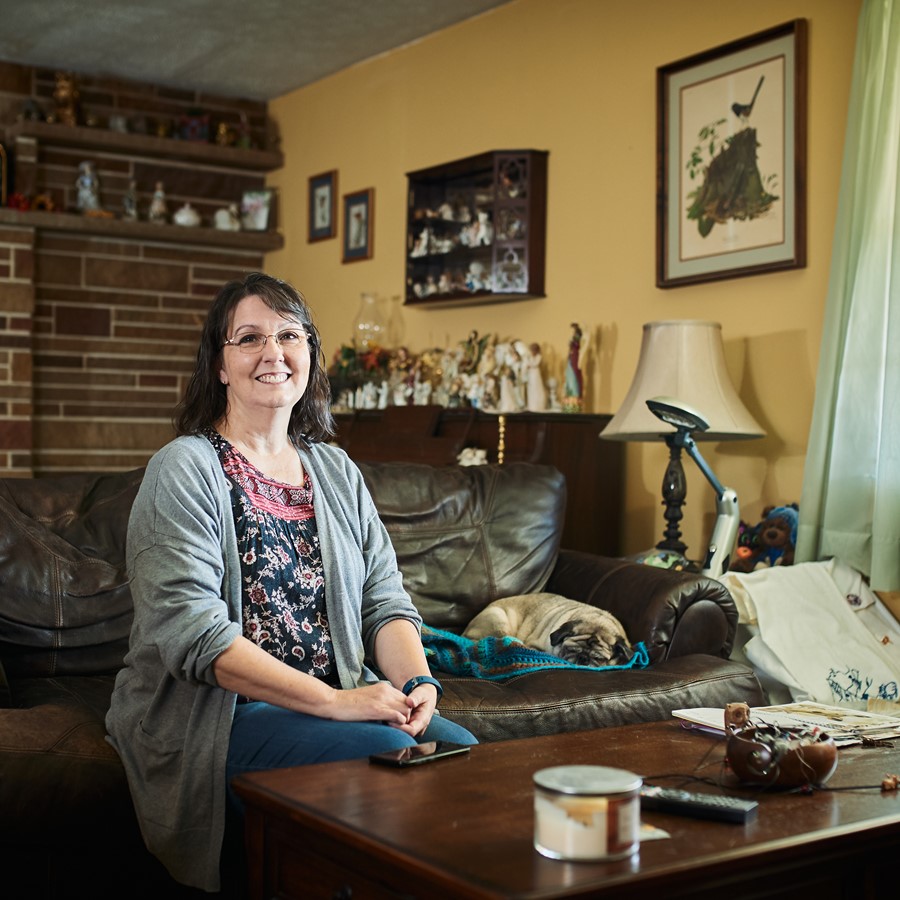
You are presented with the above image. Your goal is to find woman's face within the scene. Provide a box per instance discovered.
[218,294,311,421]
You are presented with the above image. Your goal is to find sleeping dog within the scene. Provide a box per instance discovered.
[463,593,634,667]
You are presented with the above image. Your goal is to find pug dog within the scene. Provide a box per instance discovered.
[463,593,634,667]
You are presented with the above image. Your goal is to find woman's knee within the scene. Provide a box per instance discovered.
[423,715,478,745]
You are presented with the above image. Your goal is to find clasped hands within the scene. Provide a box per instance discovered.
[331,681,438,737]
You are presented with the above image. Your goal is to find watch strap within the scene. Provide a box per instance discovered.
[401,675,443,701]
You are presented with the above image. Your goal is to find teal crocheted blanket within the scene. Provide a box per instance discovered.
[421,624,650,680]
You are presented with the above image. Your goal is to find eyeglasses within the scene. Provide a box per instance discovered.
[223,328,310,354]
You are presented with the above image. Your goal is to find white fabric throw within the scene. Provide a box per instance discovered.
[721,559,900,709]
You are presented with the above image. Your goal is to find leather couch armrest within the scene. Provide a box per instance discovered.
[545,549,738,664]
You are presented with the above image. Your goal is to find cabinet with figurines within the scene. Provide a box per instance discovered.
[405,150,547,307]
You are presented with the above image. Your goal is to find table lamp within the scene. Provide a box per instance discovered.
[600,320,764,575]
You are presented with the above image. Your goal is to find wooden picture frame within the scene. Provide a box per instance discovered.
[308,169,337,242]
[657,19,808,288]
[342,188,374,263]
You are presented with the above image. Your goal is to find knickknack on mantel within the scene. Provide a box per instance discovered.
[0,120,283,251]
[0,62,282,478]
[405,150,547,308]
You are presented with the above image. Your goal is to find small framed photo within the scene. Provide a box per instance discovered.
[342,188,374,263]
[308,170,337,242]
[240,189,273,232]
[657,19,808,287]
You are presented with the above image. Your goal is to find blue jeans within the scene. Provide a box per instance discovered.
[226,701,477,812]
[219,703,477,887]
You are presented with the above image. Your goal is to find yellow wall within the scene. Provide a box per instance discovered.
[267,0,861,557]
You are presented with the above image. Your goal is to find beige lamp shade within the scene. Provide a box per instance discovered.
[601,320,764,442]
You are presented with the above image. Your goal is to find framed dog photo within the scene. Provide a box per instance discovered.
[342,188,374,263]
[308,169,337,242]
[657,19,808,287]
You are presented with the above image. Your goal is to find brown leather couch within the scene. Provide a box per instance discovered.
[0,461,765,898]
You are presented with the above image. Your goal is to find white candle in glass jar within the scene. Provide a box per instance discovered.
[533,765,642,861]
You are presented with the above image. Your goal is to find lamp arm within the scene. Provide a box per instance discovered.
[681,434,726,499]
[702,488,740,579]
[679,432,739,578]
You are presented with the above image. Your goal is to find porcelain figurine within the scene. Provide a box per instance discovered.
[173,203,201,227]
[525,342,547,412]
[75,161,100,213]
[148,182,168,224]
[122,180,139,220]
[214,204,241,231]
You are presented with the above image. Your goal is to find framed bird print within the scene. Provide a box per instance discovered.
[656,19,807,288]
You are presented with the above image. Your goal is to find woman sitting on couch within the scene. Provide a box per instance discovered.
[106,272,475,892]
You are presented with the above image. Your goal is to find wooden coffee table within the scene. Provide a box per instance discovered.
[233,719,900,899]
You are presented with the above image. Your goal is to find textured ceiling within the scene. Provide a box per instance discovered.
[0,0,512,100]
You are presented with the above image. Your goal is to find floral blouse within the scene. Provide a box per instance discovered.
[205,429,338,686]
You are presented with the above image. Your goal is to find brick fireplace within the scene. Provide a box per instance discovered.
[0,62,282,476]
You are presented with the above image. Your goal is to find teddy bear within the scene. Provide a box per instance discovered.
[51,72,81,127]
[729,504,798,573]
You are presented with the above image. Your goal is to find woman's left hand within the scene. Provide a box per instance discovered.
[395,684,438,737]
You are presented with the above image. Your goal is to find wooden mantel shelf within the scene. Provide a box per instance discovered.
[0,207,284,251]
[6,120,284,171]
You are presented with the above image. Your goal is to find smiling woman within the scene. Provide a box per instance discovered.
[104,271,477,892]
[217,296,314,456]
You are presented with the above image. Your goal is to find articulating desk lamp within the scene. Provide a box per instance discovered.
[600,320,765,579]
[645,397,739,579]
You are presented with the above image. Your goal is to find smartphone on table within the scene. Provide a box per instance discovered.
[369,741,471,768]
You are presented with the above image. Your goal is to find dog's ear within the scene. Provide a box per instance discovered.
[611,640,635,664]
[550,619,581,647]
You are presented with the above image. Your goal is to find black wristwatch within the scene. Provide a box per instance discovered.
[401,675,443,701]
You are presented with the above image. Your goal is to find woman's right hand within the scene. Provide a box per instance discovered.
[325,682,412,726]
[214,636,413,725]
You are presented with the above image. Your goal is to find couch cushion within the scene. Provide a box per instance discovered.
[438,655,767,742]
[0,469,143,677]
[359,462,566,631]
[0,676,134,841]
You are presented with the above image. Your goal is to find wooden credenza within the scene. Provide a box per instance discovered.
[333,407,624,557]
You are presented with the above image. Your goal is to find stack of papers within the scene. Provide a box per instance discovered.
[672,702,900,747]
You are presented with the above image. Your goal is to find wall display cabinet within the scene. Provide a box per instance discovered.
[405,150,547,308]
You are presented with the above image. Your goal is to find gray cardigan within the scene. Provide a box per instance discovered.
[105,435,421,891]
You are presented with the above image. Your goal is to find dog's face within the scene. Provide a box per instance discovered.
[549,619,634,667]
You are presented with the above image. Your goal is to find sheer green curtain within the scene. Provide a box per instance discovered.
[796,0,900,590]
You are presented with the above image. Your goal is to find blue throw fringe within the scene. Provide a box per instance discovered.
[421,624,650,680]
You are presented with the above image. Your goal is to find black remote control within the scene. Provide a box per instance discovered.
[640,785,758,824]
